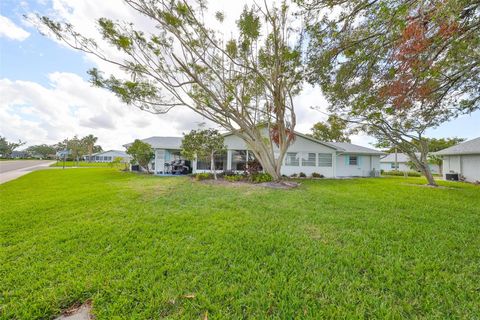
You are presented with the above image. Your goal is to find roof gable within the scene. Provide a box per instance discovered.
[435,137,480,155]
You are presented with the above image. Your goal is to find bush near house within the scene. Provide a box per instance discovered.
[383,170,422,177]
[311,172,324,178]
[249,172,273,183]
[224,174,245,182]
[192,172,214,181]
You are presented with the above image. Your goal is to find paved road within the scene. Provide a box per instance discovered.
[0,160,56,184]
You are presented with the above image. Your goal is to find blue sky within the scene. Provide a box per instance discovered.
[0,0,479,150]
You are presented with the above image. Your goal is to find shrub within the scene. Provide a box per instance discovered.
[223,170,237,177]
[250,172,273,183]
[244,160,263,175]
[225,174,244,182]
[290,173,298,178]
[382,170,421,177]
[311,172,324,178]
[299,172,307,178]
[193,173,214,181]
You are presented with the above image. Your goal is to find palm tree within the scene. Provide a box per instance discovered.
[82,134,98,162]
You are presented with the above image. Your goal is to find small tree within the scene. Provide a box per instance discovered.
[310,115,351,142]
[181,129,225,180]
[126,140,154,173]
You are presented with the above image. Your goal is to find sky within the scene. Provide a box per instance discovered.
[0,0,479,151]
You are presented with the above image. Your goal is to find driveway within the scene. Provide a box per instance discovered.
[0,160,56,184]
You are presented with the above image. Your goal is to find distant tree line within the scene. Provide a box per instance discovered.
[0,135,102,161]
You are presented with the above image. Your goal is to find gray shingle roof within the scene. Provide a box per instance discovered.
[381,153,421,163]
[434,137,480,155]
[329,142,384,155]
[123,137,183,149]
[91,150,129,157]
[123,133,384,155]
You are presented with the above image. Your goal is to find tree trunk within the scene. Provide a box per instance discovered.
[419,161,436,186]
[409,151,437,186]
[243,137,283,181]
[211,152,217,180]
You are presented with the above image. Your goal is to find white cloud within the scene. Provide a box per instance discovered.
[0,72,207,150]
[0,15,30,41]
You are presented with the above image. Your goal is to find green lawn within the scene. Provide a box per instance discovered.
[1,169,479,319]
[49,161,125,168]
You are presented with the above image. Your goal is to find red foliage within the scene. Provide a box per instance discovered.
[270,123,295,147]
[383,5,460,110]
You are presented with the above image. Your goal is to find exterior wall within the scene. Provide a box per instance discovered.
[380,162,410,172]
[443,155,461,176]
[462,155,480,182]
[222,132,338,177]
[336,155,381,177]
[443,155,480,182]
[381,162,439,174]
[152,132,381,178]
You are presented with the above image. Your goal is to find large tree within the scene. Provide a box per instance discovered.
[38,1,303,180]
[300,0,480,185]
[0,136,26,158]
[181,129,226,180]
[309,115,351,142]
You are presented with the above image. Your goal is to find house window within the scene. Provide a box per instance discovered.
[95,156,99,160]
[231,150,247,171]
[214,152,228,171]
[285,152,299,166]
[197,153,228,171]
[302,153,316,166]
[318,153,332,167]
[349,155,358,165]
[196,157,211,170]
[390,163,399,169]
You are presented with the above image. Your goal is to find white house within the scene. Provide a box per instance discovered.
[380,153,440,174]
[124,131,384,178]
[85,150,131,163]
[434,137,480,183]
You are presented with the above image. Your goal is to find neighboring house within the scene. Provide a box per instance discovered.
[85,150,131,163]
[380,153,440,174]
[434,137,480,183]
[11,150,30,159]
[124,130,384,177]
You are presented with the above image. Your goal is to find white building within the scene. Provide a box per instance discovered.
[434,137,480,183]
[380,153,440,174]
[85,150,131,163]
[124,131,384,178]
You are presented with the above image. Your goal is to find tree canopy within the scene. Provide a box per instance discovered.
[181,129,225,179]
[39,1,303,180]
[126,139,154,173]
[310,115,351,142]
[299,0,480,185]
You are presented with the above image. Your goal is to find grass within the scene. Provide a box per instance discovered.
[1,169,479,319]
[49,161,125,168]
